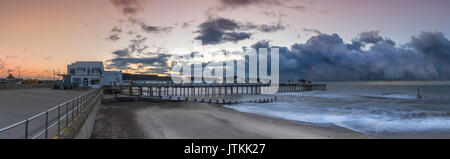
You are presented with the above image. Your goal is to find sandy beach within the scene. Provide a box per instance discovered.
[93,96,373,139]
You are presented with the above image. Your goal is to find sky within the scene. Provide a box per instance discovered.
[0,0,450,81]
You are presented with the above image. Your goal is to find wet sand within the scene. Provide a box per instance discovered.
[93,96,373,139]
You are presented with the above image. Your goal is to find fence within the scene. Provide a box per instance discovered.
[0,88,101,139]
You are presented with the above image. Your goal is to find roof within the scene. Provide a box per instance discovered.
[6,74,15,80]
[122,73,171,81]
[68,61,104,68]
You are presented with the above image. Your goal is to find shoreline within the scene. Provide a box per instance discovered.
[221,105,450,139]
[212,103,374,138]
[93,97,374,139]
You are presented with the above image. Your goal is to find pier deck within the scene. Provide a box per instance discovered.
[104,83,326,103]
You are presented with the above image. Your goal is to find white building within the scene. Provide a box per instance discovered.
[67,61,104,88]
[102,71,122,86]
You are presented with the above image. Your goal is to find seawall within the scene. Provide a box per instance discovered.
[58,89,103,139]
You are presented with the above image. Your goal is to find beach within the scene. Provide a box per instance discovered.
[92,96,373,139]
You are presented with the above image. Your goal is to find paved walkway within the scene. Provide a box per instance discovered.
[0,88,88,128]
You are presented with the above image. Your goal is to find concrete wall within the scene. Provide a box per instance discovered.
[59,89,103,139]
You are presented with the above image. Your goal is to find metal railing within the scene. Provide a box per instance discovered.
[0,88,101,139]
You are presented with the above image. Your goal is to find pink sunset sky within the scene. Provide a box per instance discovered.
[1,0,449,79]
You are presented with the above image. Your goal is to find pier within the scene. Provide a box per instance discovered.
[104,83,327,104]
[278,83,327,92]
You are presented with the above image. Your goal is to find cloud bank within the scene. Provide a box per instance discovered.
[106,35,171,74]
[195,17,286,45]
[107,30,450,81]
[252,31,450,81]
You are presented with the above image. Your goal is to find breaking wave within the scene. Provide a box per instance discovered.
[224,102,450,133]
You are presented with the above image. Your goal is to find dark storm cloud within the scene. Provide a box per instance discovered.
[107,35,171,74]
[112,49,129,57]
[128,18,172,34]
[195,18,252,45]
[286,5,307,11]
[128,35,149,55]
[182,22,191,28]
[175,20,196,29]
[410,31,450,61]
[140,25,172,34]
[356,31,384,44]
[108,0,172,74]
[110,0,145,15]
[258,22,285,33]
[302,28,322,35]
[106,34,121,41]
[261,11,287,18]
[200,18,241,31]
[410,31,450,78]
[195,18,286,45]
[106,27,123,42]
[218,0,308,12]
[110,0,172,36]
[107,54,171,71]
[252,31,450,81]
[251,40,271,49]
[111,26,122,33]
[122,7,140,14]
[219,0,283,8]
[221,32,252,43]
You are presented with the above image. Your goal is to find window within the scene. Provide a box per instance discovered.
[72,78,81,84]
[69,68,75,75]
[90,78,100,85]
[91,68,102,75]
[76,68,86,74]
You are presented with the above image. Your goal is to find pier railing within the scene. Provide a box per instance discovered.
[105,83,326,100]
[0,88,101,139]
[278,83,327,92]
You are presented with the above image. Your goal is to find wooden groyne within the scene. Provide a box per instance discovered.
[104,83,326,104]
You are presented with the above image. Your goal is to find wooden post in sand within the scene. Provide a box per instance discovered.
[158,87,161,97]
[225,86,228,95]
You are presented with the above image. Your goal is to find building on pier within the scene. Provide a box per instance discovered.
[67,61,104,88]
[103,71,123,86]
[122,73,172,85]
[64,61,172,88]
[297,78,311,84]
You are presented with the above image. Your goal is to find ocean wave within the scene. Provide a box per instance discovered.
[277,90,418,100]
[276,92,349,99]
[224,102,450,133]
[359,93,417,100]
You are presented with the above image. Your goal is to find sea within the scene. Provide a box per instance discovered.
[224,81,450,138]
